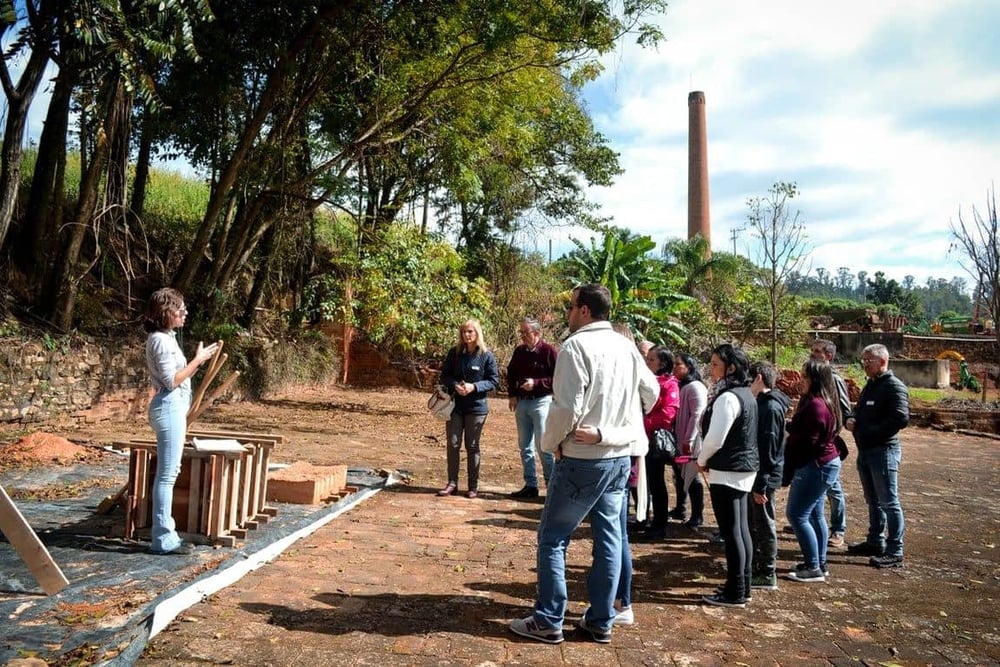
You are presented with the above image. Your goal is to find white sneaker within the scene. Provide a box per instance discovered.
[581,604,634,626]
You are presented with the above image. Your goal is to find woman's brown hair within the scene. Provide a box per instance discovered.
[143,288,185,333]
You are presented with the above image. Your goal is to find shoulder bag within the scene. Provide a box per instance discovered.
[649,428,677,463]
[427,385,454,421]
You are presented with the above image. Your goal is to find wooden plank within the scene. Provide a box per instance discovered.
[124,450,140,540]
[226,456,240,533]
[239,450,255,525]
[97,483,128,515]
[187,457,202,532]
[0,485,69,595]
[187,429,284,445]
[187,371,241,424]
[188,341,225,419]
[208,454,226,539]
[135,449,151,530]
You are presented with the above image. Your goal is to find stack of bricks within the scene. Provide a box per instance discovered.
[267,462,351,505]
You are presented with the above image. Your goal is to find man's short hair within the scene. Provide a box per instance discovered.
[521,317,541,333]
[862,343,889,361]
[812,338,836,358]
[750,360,778,389]
[574,283,612,320]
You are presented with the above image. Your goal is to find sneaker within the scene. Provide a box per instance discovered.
[510,616,564,644]
[702,592,746,608]
[437,483,457,497]
[750,573,778,590]
[708,531,726,546]
[685,517,704,528]
[828,533,845,548]
[581,604,634,626]
[510,485,539,499]
[847,541,885,557]
[466,489,478,499]
[870,554,904,569]
[786,566,825,583]
[668,506,688,521]
[575,617,612,643]
[792,562,830,577]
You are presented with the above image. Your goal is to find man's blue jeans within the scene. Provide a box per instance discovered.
[148,386,190,553]
[826,477,847,535]
[514,396,554,488]
[616,482,633,608]
[787,459,841,570]
[856,445,905,557]
[534,456,629,633]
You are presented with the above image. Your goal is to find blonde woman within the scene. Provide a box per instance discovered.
[437,319,500,498]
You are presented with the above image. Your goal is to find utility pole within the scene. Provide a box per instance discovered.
[730,225,745,255]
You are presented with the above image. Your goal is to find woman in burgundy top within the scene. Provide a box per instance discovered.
[784,359,843,583]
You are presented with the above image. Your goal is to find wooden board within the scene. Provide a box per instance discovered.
[0,485,69,595]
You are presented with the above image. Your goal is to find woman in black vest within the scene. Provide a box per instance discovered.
[697,344,759,608]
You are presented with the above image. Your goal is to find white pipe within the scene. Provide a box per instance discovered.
[147,472,400,638]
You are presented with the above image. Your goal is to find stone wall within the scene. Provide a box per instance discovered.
[0,336,150,424]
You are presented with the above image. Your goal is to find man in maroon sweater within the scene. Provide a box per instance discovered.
[507,318,559,498]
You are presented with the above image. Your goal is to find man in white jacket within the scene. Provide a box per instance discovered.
[510,283,658,645]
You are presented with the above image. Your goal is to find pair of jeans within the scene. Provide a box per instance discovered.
[709,484,752,600]
[856,445,905,557]
[827,476,847,535]
[445,412,488,490]
[534,456,629,633]
[514,396,554,488]
[671,461,687,511]
[787,458,841,569]
[749,487,777,576]
[644,454,670,528]
[148,386,190,553]
[616,479,633,608]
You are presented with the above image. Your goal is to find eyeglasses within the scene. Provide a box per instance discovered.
[861,357,878,364]
[566,303,578,312]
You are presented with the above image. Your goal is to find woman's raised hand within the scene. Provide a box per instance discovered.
[196,340,221,364]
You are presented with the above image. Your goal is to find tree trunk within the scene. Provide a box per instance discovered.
[24,68,75,300]
[131,107,154,216]
[50,79,126,329]
[172,9,338,292]
[0,29,52,250]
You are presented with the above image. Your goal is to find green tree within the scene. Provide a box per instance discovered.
[745,181,811,362]
[557,228,689,345]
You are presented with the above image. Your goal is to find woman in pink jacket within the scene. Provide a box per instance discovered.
[638,345,681,541]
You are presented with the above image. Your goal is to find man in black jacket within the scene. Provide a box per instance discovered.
[846,344,910,568]
[748,361,791,590]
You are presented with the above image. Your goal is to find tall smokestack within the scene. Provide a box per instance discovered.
[687,91,711,251]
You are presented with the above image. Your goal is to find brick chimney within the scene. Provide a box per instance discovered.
[687,91,711,251]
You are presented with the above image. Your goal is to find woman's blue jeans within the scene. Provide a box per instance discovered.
[148,386,190,552]
[786,458,841,569]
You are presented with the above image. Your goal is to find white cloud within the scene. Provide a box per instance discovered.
[563,0,1000,290]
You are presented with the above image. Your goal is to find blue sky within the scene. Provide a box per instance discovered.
[6,3,997,292]
[527,0,1000,291]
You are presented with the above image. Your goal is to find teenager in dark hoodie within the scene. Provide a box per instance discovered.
[748,361,791,591]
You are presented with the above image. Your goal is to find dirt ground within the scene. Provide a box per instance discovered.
[3,385,1000,665]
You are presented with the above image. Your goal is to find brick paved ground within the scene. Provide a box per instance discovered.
[130,388,1000,666]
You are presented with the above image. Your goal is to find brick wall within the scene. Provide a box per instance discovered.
[0,336,150,424]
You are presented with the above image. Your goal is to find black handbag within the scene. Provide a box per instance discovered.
[649,428,677,463]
